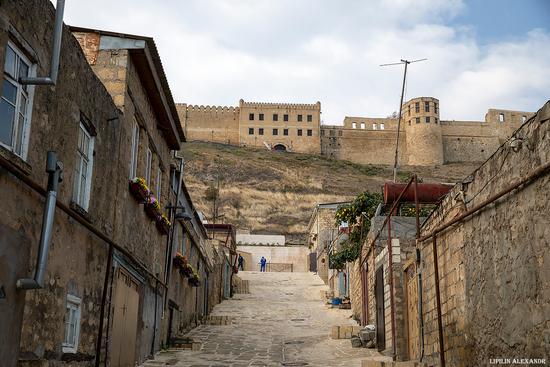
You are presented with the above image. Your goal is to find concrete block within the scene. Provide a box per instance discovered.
[331,326,340,339]
[340,325,353,339]
[352,325,361,336]
[361,361,385,367]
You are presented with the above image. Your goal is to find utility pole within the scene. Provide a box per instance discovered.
[380,58,427,182]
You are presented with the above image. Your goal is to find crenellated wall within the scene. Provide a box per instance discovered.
[177,103,240,145]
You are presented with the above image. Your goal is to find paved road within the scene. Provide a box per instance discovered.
[144,271,388,367]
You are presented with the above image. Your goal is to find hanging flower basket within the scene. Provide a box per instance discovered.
[129,177,150,202]
[188,271,201,287]
[144,196,162,220]
[180,263,194,278]
[173,252,188,269]
[156,214,171,235]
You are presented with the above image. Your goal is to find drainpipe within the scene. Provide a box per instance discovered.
[413,175,425,361]
[16,152,63,290]
[20,0,65,86]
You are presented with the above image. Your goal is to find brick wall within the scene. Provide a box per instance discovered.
[418,101,550,366]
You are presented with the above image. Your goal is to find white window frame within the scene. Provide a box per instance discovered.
[522,115,526,123]
[360,122,365,129]
[145,148,152,186]
[0,41,36,159]
[72,122,94,211]
[129,120,140,179]
[62,294,82,354]
[351,122,357,129]
[499,113,504,123]
[380,123,385,130]
[372,123,377,130]
[156,166,162,198]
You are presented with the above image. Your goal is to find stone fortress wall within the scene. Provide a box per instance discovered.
[177,99,321,154]
[178,96,534,166]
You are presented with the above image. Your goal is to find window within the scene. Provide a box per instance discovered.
[63,294,81,354]
[434,103,439,114]
[283,114,288,122]
[156,166,162,198]
[307,114,312,122]
[297,114,303,122]
[416,117,420,124]
[425,101,430,112]
[426,117,430,123]
[273,113,278,121]
[408,105,411,116]
[320,129,325,136]
[372,124,377,130]
[415,102,420,113]
[170,167,180,194]
[499,113,504,122]
[283,128,288,136]
[0,42,34,158]
[72,122,94,210]
[380,123,385,130]
[522,115,526,123]
[272,128,278,135]
[434,118,438,124]
[249,113,254,121]
[352,122,357,129]
[248,127,254,135]
[259,113,264,121]
[297,129,303,136]
[360,122,365,129]
[329,129,335,136]
[129,120,139,179]
[338,130,342,136]
[307,129,312,136]
[258,128,264,135]
[145,149,152,186]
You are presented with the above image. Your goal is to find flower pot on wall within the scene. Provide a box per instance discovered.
[129,177,150,202]
[156,214,171,235]
[144,196,162,220]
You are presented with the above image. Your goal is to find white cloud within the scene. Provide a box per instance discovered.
[58,0,549,123]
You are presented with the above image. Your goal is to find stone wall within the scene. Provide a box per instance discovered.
[177,104,240,145]
[418,101,550,366]
[236,245,310,272]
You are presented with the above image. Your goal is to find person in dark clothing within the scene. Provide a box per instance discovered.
[238,254,244,270]
[260,256,267,272]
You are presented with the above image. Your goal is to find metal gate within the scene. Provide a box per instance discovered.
[405,262,420,360]
[110,269,140,367]
[375,266,385,351]
[309,252,317,272]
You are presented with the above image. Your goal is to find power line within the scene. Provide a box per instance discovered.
[380,58,427,182]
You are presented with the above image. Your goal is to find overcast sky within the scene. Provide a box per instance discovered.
[59,0,550,124]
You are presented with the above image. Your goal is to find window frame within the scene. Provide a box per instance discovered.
[307,129,313,136]
[307,114,312,122]
[352,122,357,129]
[156,166,162,198]
[258,128,264,135]
[248,127,254,135]
[372,123,377,130]
[272,128,278,136]
[424,101,430,112]
[380,123,385,130]
[360,122,365,129]
[62,294,82,354]
[249,113,254,121]
[259,113,264,121]
[425,116,430,123]
[415,117,420,124]
[72,122,94,211]
[283,128,288,136]
[273,113,278,122]
[499,113,504,122]
[415,102,420,113]
[297,129,303,136]
[145,148,152,186]
[297,114,303,122]
[129,120,140,179]
[283,114,288,122]
[0,41,36,160]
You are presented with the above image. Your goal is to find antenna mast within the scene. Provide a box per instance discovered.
[380,58,427,182]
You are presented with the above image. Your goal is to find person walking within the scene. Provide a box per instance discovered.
[260,256,267,272]
[238,254,244,271]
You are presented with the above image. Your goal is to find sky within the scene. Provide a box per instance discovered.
[58,0,550,124]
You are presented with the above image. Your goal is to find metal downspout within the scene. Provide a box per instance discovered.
[413,175,425,361]
[432,234,446,367]
[20,0,65,86]
[16,152,62,290]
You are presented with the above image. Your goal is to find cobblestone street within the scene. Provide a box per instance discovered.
[144,272,389,367]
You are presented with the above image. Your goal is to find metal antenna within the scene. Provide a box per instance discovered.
[380,58,427,182]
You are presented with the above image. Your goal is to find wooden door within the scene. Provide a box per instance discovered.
[110,269,140,367]
[309,252,317,272]
[405,263,420,360]
[375,267,385,351]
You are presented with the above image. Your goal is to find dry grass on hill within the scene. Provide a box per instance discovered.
[181,141,477,235]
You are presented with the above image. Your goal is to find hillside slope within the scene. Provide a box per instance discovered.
[181,141,477,235]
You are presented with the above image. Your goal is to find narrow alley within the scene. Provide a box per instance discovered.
[144,272,388,367]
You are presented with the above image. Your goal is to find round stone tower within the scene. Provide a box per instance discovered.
[403,97,444,166]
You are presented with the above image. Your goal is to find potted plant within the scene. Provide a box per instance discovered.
[144,196,162,220]
[173,252,187,268]
[129,177,149,202]
[156,214,171,235]
[188,271,200,287]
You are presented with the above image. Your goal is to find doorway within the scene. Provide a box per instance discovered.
[110,269,140,367]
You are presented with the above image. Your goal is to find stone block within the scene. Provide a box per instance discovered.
[340,325,353,339]
[361,361,385,367]
[331,326,340,339]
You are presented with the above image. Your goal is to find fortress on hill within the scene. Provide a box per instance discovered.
[176,97,534,166]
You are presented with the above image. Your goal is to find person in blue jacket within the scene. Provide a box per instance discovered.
[260,256,267,272]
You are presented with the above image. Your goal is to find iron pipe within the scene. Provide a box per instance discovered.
[384,182,453,205]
